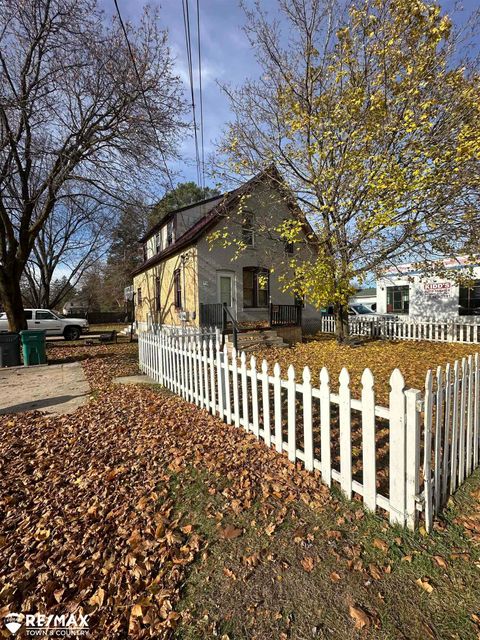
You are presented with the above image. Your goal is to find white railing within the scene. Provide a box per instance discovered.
[319,315,480,344]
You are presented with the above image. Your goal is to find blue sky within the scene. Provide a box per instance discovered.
[103,0,479,198]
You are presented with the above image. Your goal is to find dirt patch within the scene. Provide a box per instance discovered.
[0,362,90,415]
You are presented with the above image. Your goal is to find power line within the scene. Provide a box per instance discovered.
[182,0,202,189]
[112,0,179,206]
[196,0,205,190]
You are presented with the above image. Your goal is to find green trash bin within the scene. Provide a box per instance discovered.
[19,329,47,366]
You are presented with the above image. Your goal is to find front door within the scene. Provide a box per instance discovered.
[217,272,236,317]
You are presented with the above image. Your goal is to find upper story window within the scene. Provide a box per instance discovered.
[137,287,142,305]
[459,280,480,315]
[386,285,409,314]
[155,232,161,254]
[242,212,255,248]
[167,219,175,246]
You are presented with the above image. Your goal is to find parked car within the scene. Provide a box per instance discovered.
[0,309,89,340]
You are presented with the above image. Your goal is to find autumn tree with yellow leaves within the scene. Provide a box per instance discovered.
[217,0,480,342]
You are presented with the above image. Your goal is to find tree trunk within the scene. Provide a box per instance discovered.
[334,303,350,343]
[0,264,28,332]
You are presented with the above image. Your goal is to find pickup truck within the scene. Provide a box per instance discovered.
[0,309,89,340]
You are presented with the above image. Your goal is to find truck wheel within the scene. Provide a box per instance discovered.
[64,326,81,341]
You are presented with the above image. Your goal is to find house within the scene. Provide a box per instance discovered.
[376,256,480,319]
[132,167,322,335]
[349,287,377,311]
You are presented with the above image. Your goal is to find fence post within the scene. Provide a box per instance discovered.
[262,359,271,447]
[273,363,282,453]
[389,368,407,526]
[405,388,421,530]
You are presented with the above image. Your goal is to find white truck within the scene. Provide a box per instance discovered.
[0,309,89,340]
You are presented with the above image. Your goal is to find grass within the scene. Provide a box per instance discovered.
[253,336,480,403]
[173,465,480,639]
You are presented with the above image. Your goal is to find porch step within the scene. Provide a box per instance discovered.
[224,329,289,352]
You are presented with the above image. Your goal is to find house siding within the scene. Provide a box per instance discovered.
[196,180,320,324]
[133,247,199,330]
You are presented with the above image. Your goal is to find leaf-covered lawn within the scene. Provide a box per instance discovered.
[1,341,480,639]
[253,337,480,404]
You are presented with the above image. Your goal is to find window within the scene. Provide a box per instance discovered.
[386,285,409,313]
[242,212,255,248]
[36,310,56,320]
[137,287,142,305]
[24,310,33,320]
[459,280,480,315]
[174,269,182,309]
[155,276,161,313]
[167,220,175,246]
[243,267,269,308]
[155,232,161,254]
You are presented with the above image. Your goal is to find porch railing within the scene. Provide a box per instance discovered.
[200,303,223,327]
[269,303,302,327]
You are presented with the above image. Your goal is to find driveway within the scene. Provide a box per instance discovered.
[0,362,90,414]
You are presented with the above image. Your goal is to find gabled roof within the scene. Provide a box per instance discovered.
[140,193,224,244]
[132,165,315,277]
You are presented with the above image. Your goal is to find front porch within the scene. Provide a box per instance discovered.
[199,302,303,350]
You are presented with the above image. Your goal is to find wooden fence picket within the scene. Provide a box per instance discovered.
[303,367,313,471]
[434,366,443,514]
[287,365,296,462]
[273,363,283,453]
[361,368,376,511]
[450,361,460,493]
[320,367,331,487]
[262,360,271,448]
[223,344,232,425]
[405,388,421,530]
[339,368,352,500]
[474,354,480,469]
[389,369,407,526]
[424,370,434,532]
[442,363,452,505]
[250,356,260,438]
[240,351,249,432]
[458,358,467,485]
[466,355,474,476]
[232,348,240,428]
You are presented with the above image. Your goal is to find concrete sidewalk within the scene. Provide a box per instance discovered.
[0,362,90,415]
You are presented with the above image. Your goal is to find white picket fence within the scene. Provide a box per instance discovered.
[138,330,480,532]
[319,315,480,344]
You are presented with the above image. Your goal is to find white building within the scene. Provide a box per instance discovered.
[376,257,480,320]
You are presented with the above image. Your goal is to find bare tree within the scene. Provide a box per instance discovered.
[0,0,186,330]
[22,192,110,309]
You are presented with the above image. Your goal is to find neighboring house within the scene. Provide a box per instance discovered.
[132,167,322,332]
[349,287,377,310]
[376,256,480,319]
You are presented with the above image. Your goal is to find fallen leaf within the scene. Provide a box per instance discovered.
[301,557,315,573]
[329,571,341,582]
[349,605,370,629]
[433,555,447,568]
[373,538,388,552]
[416,578,433,594]
[220,525,242,540]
